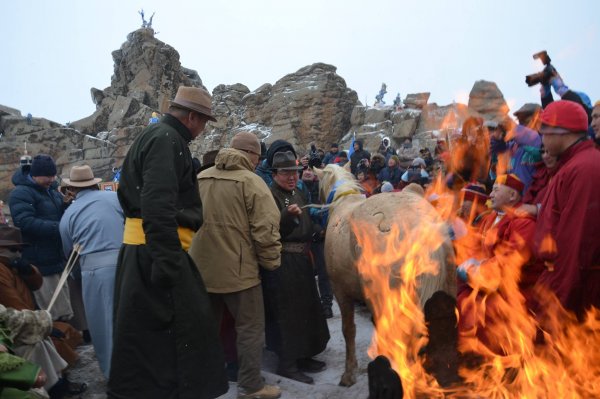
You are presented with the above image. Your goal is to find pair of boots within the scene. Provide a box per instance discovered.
[277,358,326,384]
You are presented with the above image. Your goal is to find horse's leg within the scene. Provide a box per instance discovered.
[338,295,358,386]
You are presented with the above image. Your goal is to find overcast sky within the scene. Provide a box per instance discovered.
[1,0,598,124]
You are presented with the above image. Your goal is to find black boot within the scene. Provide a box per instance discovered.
[277,360,314,384]
[297,357,326,373]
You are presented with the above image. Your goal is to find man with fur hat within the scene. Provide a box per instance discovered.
[109,86,228,399]
[189,132,282,399]
[59,164,124,378]
[263,150,330,385]
[534,100,600,318]
[8,154,73,323]
[457,174,542,353]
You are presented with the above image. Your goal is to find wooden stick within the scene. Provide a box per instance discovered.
[46,244,83,313]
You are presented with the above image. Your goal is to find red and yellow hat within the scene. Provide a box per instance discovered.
[495,174,525,195]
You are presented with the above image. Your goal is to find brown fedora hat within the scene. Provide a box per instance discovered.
[63,165,102,187]
[271,151,303,171]
[0,225,28,248]
[170,86,217,122]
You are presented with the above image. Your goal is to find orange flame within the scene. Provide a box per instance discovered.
[352,199,600,397]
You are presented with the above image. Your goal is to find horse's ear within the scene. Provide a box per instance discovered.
[312,167,324,179]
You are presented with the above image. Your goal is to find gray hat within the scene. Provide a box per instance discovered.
[271,151,303,171]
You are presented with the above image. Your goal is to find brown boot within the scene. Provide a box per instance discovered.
[237,384,281,399]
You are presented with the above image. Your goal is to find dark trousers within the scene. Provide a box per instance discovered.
[209,285,265,393]
[311,241,332,306]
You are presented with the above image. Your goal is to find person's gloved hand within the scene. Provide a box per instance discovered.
[550,75,569,97]
[457,258,481,282]
[9,257,33,276]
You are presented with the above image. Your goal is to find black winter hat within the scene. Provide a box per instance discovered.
[266,140,297,167]
[30,154,57,177]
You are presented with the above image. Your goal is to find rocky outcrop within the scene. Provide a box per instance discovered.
[467,80,509,122]
[0,26,514,205]
[71,28,204,135]
[191,63,358,156]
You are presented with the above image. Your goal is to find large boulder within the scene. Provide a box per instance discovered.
[71,28,204,135]
[467,80,509,122]
[192,63,358,155]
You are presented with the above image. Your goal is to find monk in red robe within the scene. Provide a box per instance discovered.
[457,174,542,354]
[534,100,600,318]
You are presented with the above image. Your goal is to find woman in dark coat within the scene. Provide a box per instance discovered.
[263,150,330,385]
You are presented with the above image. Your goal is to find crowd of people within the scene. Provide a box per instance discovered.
[0,69,599,399]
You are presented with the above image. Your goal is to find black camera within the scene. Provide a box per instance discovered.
[308,144,321,168]
[525,51,556,87]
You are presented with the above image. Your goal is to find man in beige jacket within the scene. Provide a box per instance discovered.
[189,132,282,399]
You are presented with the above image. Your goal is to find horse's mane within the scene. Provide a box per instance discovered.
[318,164,363,211]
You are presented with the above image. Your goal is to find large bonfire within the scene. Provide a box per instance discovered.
[352,116,600,398]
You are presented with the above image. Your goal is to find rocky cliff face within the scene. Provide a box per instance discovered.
[0,27,511,203]
[191,63,358,155]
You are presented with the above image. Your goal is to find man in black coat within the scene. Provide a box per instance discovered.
[108,87,228,399]
[350,139,371,176]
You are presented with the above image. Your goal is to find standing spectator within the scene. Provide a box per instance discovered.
[397,137,420,170]
[534,100,600,318]
[8,154,73,322]
[335,151,348,167]
[377,155,403,187]
[148,111,160,124]
[58,165,124,378]
[349,139,371,176]
[322,143,340,165]
[264,150,330,384]
[189,132,282,399]
[109,86,228,399]
[377,137,397,162]
[504,104,543,192]
[592,100,600,146]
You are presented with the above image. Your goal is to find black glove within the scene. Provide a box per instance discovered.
[10,258,34,276]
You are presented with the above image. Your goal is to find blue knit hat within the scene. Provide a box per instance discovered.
[30,154,57,177]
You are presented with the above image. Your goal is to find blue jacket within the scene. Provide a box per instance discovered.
[322,151,340,165]
[377,166,403,186]
[255,159,273,186]
[8,168,66,276]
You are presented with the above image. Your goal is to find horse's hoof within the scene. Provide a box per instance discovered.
[338,373,356,387]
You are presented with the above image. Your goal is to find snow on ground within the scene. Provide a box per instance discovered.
[71,300,374,399]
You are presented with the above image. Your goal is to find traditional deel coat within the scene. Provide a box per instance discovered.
[534,140,600,315]
[109,114,228,399]
[457,208,542,352]
[263,183,330,363]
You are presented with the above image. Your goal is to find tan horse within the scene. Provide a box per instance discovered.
[313,164,456,386]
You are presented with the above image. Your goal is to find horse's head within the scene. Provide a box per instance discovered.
[313,164,362,206]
